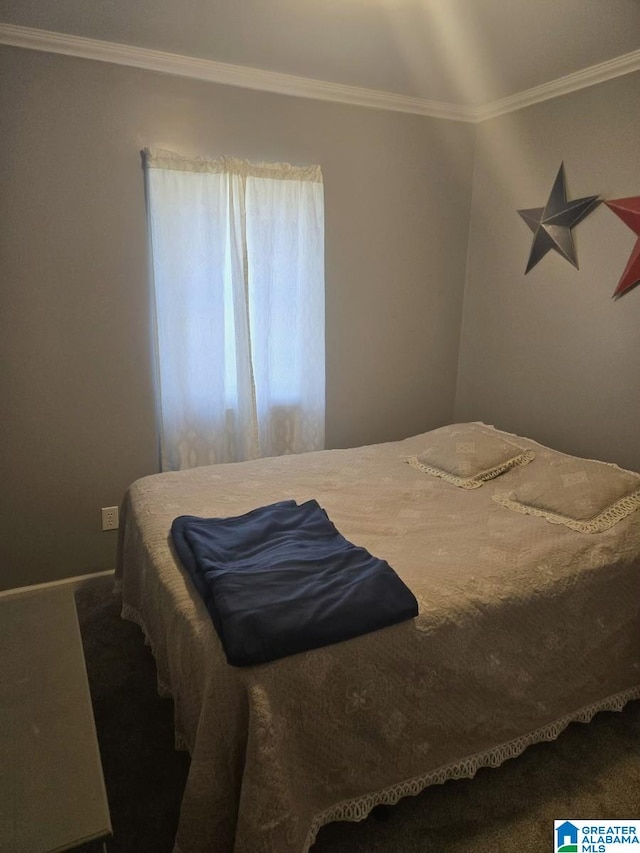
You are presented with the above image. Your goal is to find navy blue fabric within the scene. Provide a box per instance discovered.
[171,499,418,667]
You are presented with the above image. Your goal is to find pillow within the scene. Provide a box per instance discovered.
[406,426,535,489]
[492,457,640,532]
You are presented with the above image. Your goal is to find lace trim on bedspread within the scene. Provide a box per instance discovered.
[120,601,191,753]
[303,683,640,852]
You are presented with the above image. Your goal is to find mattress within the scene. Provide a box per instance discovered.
[115,423,640,853]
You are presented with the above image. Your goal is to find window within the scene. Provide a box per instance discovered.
[144,149,325,471]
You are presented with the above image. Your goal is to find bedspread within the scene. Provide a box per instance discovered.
[116,423,640,853]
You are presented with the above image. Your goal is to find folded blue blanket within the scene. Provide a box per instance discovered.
[171,499,418,666]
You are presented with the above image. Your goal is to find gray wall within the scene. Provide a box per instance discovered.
[0,46,475,590]
[455,72,640,472]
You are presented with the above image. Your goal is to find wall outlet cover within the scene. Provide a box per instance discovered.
[101,506,119,531]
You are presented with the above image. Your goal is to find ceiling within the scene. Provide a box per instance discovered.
[1,0,640,116]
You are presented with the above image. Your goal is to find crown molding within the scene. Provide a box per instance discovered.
[1,23,639,124]
[476,48,640,122]
[0,23,474,122]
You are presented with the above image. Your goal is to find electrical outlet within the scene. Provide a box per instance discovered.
[101,506,119,531]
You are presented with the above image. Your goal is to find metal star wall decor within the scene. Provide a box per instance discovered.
[604,196,640,299]
[518,163,600,274]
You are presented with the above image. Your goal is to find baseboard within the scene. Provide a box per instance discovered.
[0,568,115,600]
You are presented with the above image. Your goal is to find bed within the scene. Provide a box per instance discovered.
[115,422,640,853]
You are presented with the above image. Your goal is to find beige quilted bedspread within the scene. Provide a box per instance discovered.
[116,424,640,853]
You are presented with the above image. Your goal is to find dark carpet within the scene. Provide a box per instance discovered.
[76,576,640,853]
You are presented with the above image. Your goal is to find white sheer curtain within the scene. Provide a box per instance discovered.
[144,149,325,471]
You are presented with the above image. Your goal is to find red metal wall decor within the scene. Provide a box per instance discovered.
[604,197,640,299]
